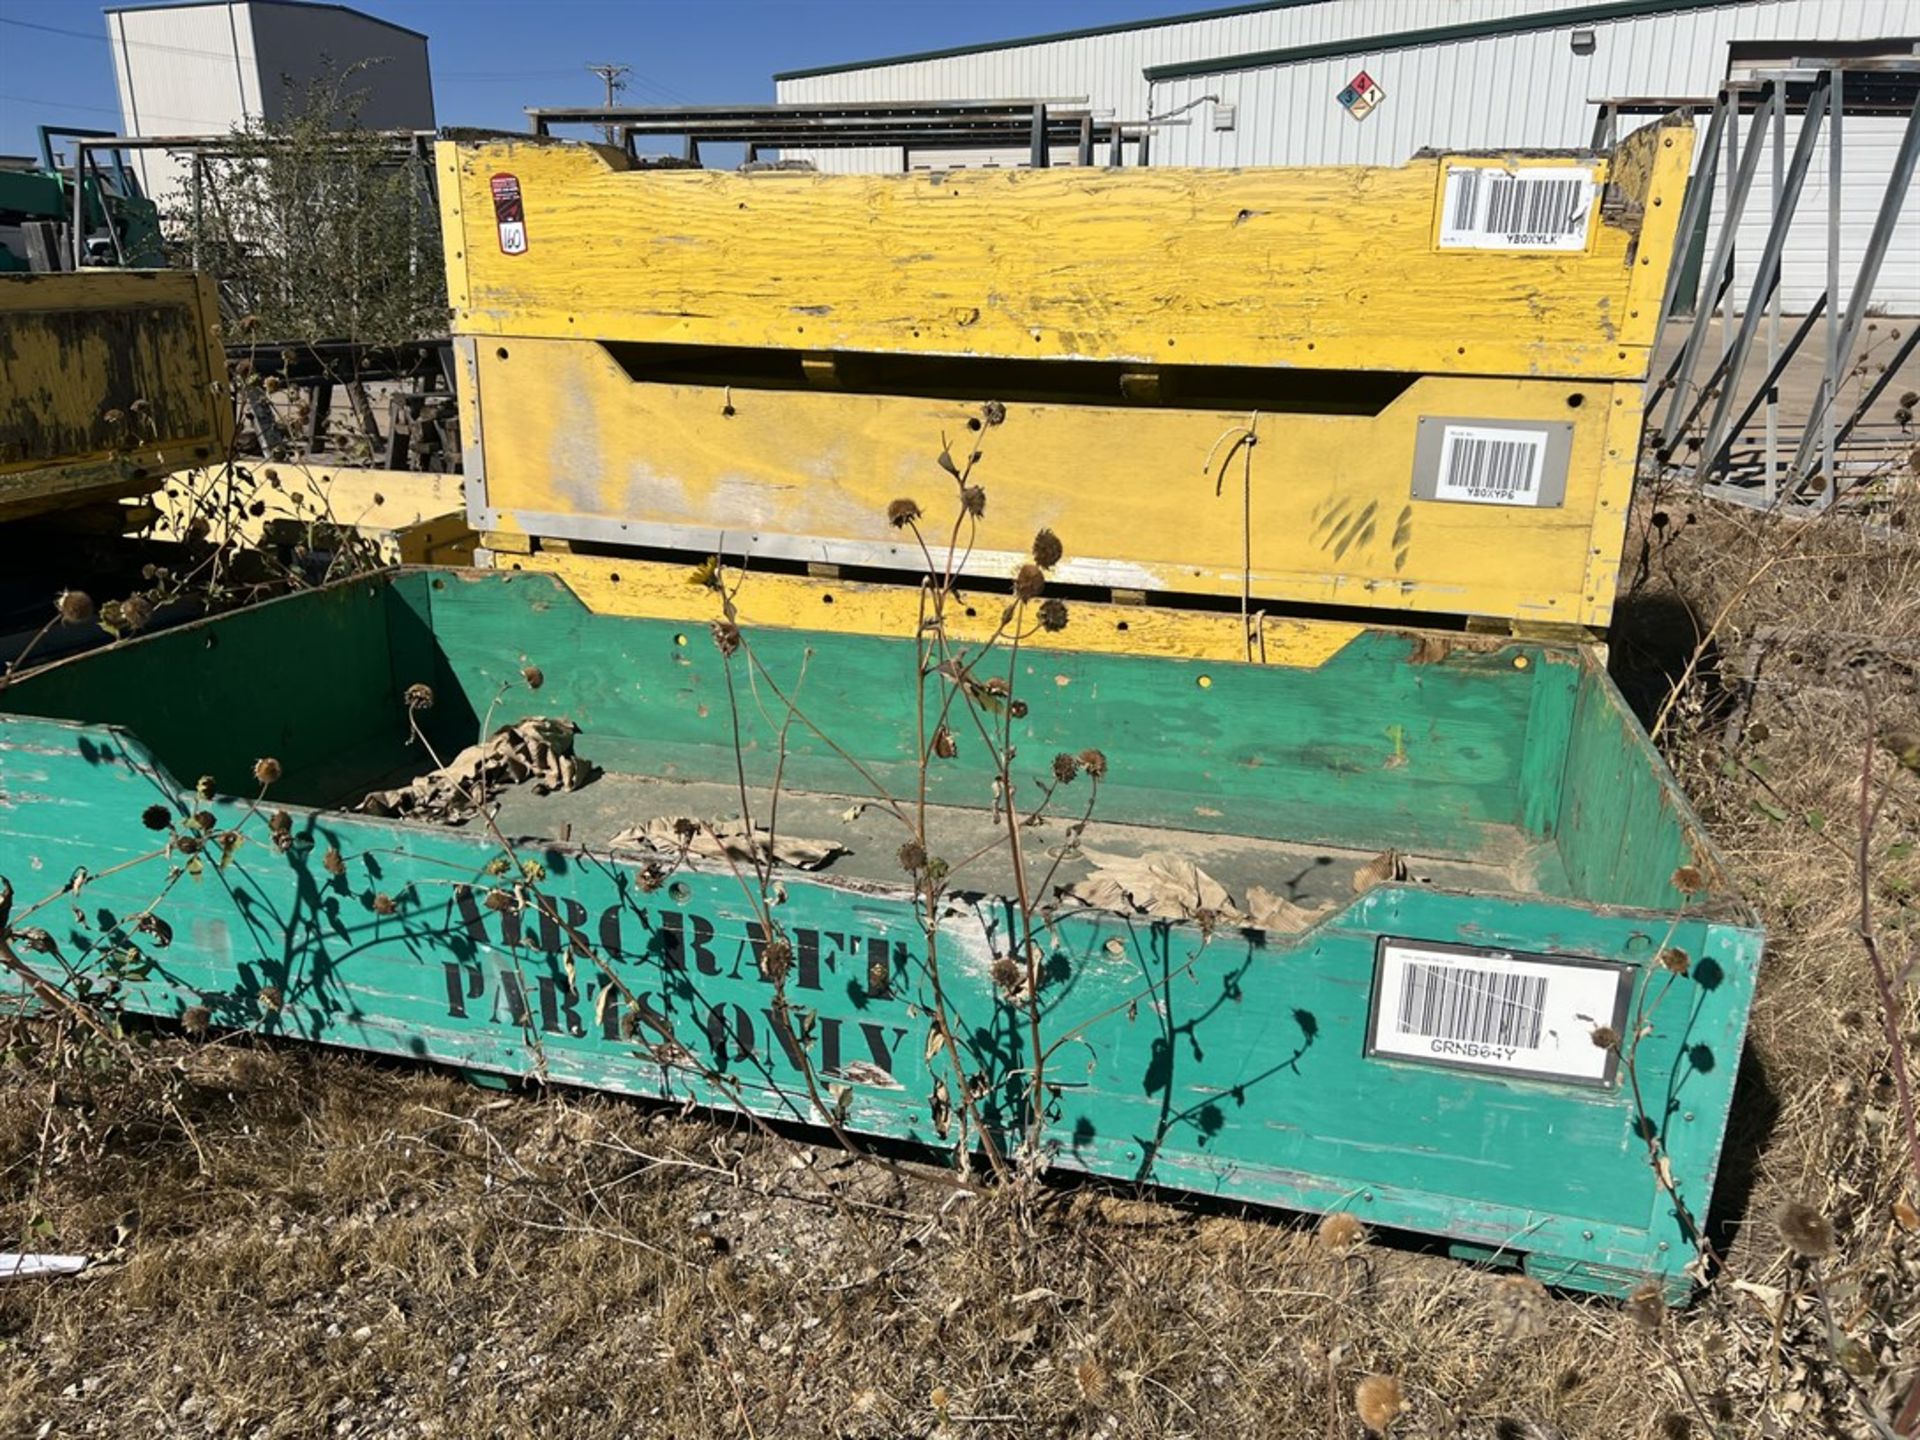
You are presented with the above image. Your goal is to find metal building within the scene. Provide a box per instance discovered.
[774,0,1920,308]
[105,0,435,203]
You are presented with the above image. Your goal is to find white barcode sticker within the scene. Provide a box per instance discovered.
[1433,424,1548,506]
[1438,164,1595,251]
[1368,940,1630,1085]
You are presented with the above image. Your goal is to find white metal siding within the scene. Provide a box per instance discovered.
[109,1,433,207]
[775,1,1577,171]
[111,3,265,199]
[1146,0,1920,306]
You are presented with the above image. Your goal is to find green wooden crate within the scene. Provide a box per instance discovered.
[0,569,1759,1298]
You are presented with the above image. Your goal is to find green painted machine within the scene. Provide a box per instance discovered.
[0,129,164,273]
[0,115,1761,1299]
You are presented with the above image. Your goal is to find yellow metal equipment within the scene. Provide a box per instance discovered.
[438,121,1691,637]
[0,270,230,523]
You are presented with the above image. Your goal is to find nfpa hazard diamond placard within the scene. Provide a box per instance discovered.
[1338,70,1384,121]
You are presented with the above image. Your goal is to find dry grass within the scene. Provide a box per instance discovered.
[3,482,1918,1439]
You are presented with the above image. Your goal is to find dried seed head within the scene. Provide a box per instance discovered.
[1052,753,1080,784]
[1317,1211,1366,1251]
[253,756,283,788]
[867,959,890,993]
[142,804,174,831]
[1590,1025,1620,1050]
[1671,864,1704,894]
[371,893,397,916]
[1658,946,1690,976]
[195,774,217,800]
[1037,598,1069,632]
[710,620,741,657]
[190,811,217,832]
[520,664,545,691]
[898,840,928,873]
[1776,1200,1835,1259]
[483,889,512,912]
[56,590,95,625]
[1031,528,1064,569]
[637,862,667,893]
[120,595,153,632]
[1077,748,1108,779]
[887,497,922,529]
[932,725,958,760]
[1490,1274,1552,1340]
[173,832,204,856]
[1354,1374,1405,1434]
[1008,698,1029,720]
[673,817,698,843]
[1073,1353,1109,1403]
[322,847,347,877]
[990,955,1023,993]
[1013,563,1046,601]
[1625,1281,1667,1331]
[960,485,986,518]
[760,935,793,982]
[268,810,293,852]
[404,682,435,711]
[258,984,282,1013]
[484,856,510,877]
[980,400,1006,427]
[180,1005,212,1037]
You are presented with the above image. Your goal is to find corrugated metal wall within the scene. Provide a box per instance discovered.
[1149,0,1919,308]
[109,1,434,208]
[779,0,1919,308]
[774,0,1573,171]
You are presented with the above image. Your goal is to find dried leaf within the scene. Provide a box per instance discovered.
[1352,849,1408,895]
[1062,849,1238,923]
[609,817,847,871]
[358,718,587,825]
[1245,885,1328,933]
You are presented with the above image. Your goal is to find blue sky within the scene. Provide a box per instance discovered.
[0,0,1217,158]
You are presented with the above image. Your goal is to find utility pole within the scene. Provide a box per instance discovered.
[586,63,630,146]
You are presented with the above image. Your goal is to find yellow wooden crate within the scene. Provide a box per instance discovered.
[0,270,231,522]
[438,122,1690,380]
[440,120,1691,631]
[467,341,1641,628]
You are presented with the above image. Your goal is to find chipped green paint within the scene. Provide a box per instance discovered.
[0,570,1761,1298]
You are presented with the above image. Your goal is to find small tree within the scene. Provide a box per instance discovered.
[169,61,447,346]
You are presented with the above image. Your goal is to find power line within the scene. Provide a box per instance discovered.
[585,61,628,144]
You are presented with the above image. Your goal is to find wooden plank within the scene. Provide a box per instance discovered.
[503,550,1370,668]
[470,341,1638,628]
[438,123,1696,381]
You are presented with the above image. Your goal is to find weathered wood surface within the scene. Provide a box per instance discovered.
[0,270,230,521]
[438,123,1693,380]
[469,342,1643,627]
[0,571,1760,1299]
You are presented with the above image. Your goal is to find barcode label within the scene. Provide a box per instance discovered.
[1434,425,1547,505]
[1368,941,1630,1084]
[1438,164,1595,251]
[1397,962,1549,1049]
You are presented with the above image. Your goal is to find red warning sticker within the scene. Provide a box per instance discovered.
[490,172,527,255]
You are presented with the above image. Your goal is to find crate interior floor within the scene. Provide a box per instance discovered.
[482,765,1556,909]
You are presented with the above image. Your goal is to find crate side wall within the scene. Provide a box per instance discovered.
[0,725,1754,1296]
[425,570,1540,858]
[0,580,413,805]
[440,139,1691,382]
